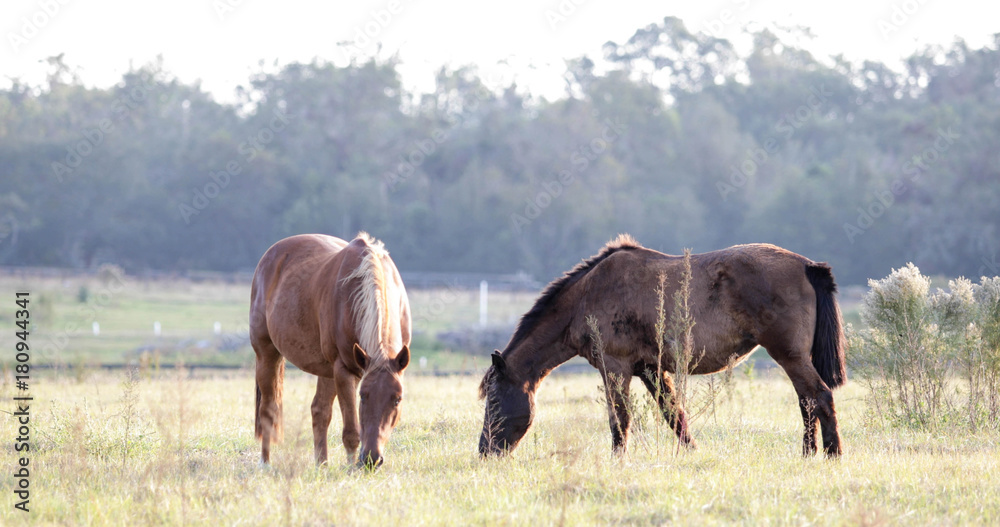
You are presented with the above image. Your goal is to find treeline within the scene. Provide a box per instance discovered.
[1,18,999,285]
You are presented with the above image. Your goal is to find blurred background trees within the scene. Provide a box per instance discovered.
[1,18,998,286]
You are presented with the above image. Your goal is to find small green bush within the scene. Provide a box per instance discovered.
[850,264,1000,431]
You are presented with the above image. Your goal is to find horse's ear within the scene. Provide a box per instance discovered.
[396,345,410,371]
[491,350,506,376]
[354,343,369,370]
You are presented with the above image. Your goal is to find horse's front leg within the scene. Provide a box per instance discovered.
[311,375,338,465]
[636,363,695,448]
[333,360,362,462]
[600,365,633,455]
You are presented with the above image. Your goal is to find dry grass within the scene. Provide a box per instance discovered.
[2,369,999,526]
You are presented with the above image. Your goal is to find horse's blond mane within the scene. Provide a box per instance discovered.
[343,232,392,372]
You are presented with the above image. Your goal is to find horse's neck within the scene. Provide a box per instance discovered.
[508,332,577,392]
[381,281,406,350]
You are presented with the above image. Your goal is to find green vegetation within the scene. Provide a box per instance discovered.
[849,265,1000,431]
[2,13,997,518]
[2,18,999,286]
[4,370,998,525]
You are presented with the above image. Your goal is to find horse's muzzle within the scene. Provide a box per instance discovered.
[478,433,509,457]
[358,451,383,470]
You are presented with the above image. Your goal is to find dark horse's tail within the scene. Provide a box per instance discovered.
[805,263,847,389]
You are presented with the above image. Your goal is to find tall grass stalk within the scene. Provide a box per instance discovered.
[653,271,668,456]
[665,249,697,455]
[118,367,140,471]
[645,253,734,455]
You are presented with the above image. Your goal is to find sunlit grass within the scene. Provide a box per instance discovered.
[2,369,997,525]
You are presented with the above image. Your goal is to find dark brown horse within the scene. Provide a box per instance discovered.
[479,234,846,457]
[250,233,411,469]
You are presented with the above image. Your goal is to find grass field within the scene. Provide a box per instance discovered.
[6,269,989,525]
[2,368,998,525]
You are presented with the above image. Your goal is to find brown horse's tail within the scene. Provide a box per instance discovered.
[254,362,285,442]
[806,263,847,389]
[254,382,262,440]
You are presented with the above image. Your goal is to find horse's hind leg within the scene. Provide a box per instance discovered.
[636,363,695,448]
[770,352,841,457]
[253,337,285,464]
[311,376,338,465]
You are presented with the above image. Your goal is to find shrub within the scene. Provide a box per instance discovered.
[850,263,1000,431]
[968,277,1000,429]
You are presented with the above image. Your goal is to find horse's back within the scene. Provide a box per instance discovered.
[693,244,817,358]
[250,234,349,319]
[568,242,817,372]
[250,234,351,374]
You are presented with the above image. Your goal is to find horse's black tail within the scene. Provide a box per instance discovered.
[254,382,262,440]
[806,263,847,389]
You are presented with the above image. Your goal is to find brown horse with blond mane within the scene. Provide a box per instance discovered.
[250,233,410,469]
[479,234,846,458]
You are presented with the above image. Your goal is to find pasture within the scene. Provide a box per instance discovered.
[3,269,997,525]
[3,369,999,525]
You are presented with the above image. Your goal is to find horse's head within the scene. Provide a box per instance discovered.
[354,343,409,470]
[478,350,535,456]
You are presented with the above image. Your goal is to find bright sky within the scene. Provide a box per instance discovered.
[2,1,998,102]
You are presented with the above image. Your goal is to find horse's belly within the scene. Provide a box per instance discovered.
[275,339,336,377]
[290,357,336,378]
[690,342,759,375]
[267,323,337,377]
